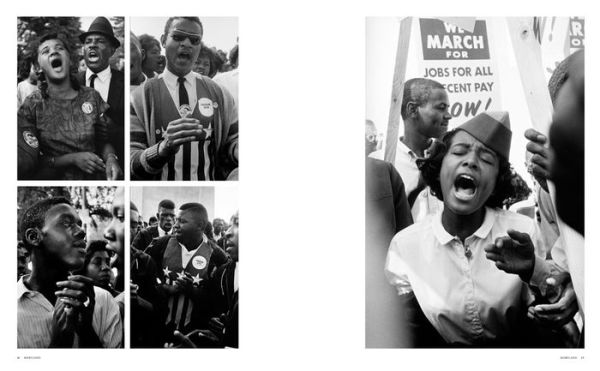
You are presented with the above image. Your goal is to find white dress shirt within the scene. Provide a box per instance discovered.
[370,140,443,222]
[385,207,545,345]
[86,66,111,102]
[17,276,122,348]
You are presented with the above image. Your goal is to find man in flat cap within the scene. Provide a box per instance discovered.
[78,16,125,176]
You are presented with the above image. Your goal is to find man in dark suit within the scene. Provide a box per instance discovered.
[78,17,125,176]
[132,199,176,252]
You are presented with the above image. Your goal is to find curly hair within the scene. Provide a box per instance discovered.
[417,130,516,208]
[34,33,80,99]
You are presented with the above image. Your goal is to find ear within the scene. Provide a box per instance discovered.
[141,49,146,62]
[406,101,419,117]
[160,34,167,48]
[24,228,42,248]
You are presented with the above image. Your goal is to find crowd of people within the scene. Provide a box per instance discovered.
[130,17,239,181]
[366,50,584,348]
[17,188,239,348]
[17,17,125,180]
[129,198,238,348]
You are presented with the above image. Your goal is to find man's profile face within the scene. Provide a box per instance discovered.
[40,204,86,271]
[224,214,239,262]
[104,188,125,258]
[162,18,203,77]
[157,207,175,232]
[83,33,115,73]
[130,209,140,244]
[415,88,451,140]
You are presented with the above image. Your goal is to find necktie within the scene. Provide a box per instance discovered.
[178,76,191,180]
[178,76,189,105]
[89,73,98,89]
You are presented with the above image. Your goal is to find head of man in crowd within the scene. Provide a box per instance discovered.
[20,197,87,274]
[229,45,238,69]
[148,216,158,228]
[17,241,31,280]
[224,212,239,262]
[213,218,225,236]
[365,119,379,156]
[157,199,176,233]
[139,34,161,78]
[173,203,208,249]
[130,32,145,86]
[401,78,451,154]
[104,188,125,260]
[79,16,120,74]
[130,202,140,244]
[161,17,203,77]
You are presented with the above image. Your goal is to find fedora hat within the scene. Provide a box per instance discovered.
[79,17,120,48]
[455,111,512,159]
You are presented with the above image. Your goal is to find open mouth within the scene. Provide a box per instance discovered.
[87,50,100,63]
[177,51,192,62]
[453,174,477,201]
[50,57,63,71]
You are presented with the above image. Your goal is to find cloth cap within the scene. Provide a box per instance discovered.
[79,17,120,48]
[455,111,512,159]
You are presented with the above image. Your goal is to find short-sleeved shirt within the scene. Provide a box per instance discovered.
[385,207,545,345]
[17,87,109,180]
[17,276,122,348]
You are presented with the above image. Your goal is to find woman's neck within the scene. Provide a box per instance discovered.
[48,79,77,99]
[441,207,486,243]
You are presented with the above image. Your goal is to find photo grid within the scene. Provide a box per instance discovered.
[16,16,239,349]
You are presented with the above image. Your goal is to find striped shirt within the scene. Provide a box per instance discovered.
[130,69,238,181]
[17,276,122,348]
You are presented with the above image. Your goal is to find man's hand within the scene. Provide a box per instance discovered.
[174,273,194,295]
[70,152,105,174]
[55,275,96,330]
[484,229,536,281]
[49,298,78,347]
[105,155,122,180]
[158,118,204,157]
[528,281,579,328]
[525,128,552,192]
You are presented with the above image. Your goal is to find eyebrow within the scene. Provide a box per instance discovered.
[171,29,202,37]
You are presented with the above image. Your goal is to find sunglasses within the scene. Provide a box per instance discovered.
[170,32,202,46]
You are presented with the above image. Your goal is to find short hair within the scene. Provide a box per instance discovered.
[33,33,81,98]
[130,202,139,212]
[19,197,72,248]
[148,216,158,223]
[213,217,225,225]
[417,130,514,208]
[158,199,175,210]
[179,202,208,224]
[548,50,583,106]
[229,44,238,67]
[401,78,446,120]
[139,34,161,53]
[163,17,203,37]
[74,240,110,275]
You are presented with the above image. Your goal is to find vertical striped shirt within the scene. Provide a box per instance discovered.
[17,276,123,348]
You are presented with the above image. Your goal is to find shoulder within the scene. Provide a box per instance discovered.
[490,207,534,229]
[19,91,43,108]
[389,217,434,251]
[93,286,116,304]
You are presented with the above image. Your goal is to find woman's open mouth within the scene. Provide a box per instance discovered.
[453,174,478,201]
[50,57,64,72]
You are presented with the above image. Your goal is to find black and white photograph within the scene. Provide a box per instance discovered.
[17,17,125,180]
[130,17,239,181]
[17,186,125,348]
[366,17,584,348]
[130,186,238,348]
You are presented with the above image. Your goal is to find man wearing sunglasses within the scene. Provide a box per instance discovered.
[131,17,238,181]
